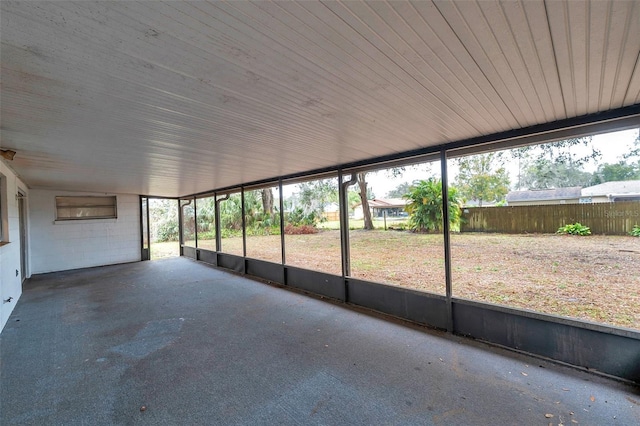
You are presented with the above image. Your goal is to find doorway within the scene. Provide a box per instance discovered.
[17,190,27,282]
[148,198,180,260]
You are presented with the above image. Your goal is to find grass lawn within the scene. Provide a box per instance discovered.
[162,231,640,330]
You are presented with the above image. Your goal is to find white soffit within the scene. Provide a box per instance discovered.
[1,1,639,197]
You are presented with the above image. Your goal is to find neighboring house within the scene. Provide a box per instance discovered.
[353,198,409,220]
[580,180,640,203]
[506,187,583,206]
[462,199,500,207]
[506,180,640,205]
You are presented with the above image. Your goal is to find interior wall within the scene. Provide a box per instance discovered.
[29,190,140,274]
[0,160,29,332]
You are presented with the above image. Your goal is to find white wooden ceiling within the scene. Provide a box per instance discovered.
[2,1,639,197]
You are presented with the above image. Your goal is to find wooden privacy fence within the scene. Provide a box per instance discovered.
[322,211,340,222]
[461,201,640,235]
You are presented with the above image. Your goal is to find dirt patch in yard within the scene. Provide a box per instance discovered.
[214,231,640,330]
[448,233,638,329]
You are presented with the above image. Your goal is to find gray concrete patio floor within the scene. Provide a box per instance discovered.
[1,257,638,425]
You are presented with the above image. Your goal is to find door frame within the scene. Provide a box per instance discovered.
[17,189,27,282]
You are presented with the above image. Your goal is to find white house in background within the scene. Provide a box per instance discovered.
[506,181,640,206]
[506,187,583,206]
[353,198,409,220]
[580,180,640,203]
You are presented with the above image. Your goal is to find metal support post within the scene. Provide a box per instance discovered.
[440,150,454,332]
[339,171,358,278]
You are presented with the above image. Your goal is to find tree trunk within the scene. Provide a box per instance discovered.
[357,172,374,230]
[261,188,274,216]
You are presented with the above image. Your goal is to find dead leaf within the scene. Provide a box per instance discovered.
[589,396,595,402]
[545,413,554,418]
[571,420,578,424]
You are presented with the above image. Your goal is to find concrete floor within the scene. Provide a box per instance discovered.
[1,257,638,425]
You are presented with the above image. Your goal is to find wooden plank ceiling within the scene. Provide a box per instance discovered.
[1,1,639,197]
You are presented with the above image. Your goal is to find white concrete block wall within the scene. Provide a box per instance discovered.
[0,161,29,332]
[30,190,140,274]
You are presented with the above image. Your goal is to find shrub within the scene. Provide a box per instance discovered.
[387,223,408,231]
[630,225,640,237]
[220,228,242,239]
[156,220,179,242]
[287,208,319,227]
[284,224,318,235]
[557,222,591,236]
[198,231,216,240]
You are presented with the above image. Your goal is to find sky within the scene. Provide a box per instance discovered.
[278,127,639,200]
[365,127,640,197]
[586,128,638,167]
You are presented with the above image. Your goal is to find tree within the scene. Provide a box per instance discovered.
[354,167,407,230]
[623,129,640,160]
[455,153,510,206]
[219,193,243,230]
[149,198,179,242]
[510,147,530,190]
[520,159,593,189]
[591,161,640,184]
[196,197,216,237]
[510,136,601,189]
[404,178,461,232]
[261,188,274,217]
[347,190,362,215]
[511,137,600,167]
[242,190,262,228]
[296,178,338,217]
[386,182,411,198]
[244,189,280,234]
[356,172,374,230]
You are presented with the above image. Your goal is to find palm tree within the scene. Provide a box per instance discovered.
[404,178,461,232]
